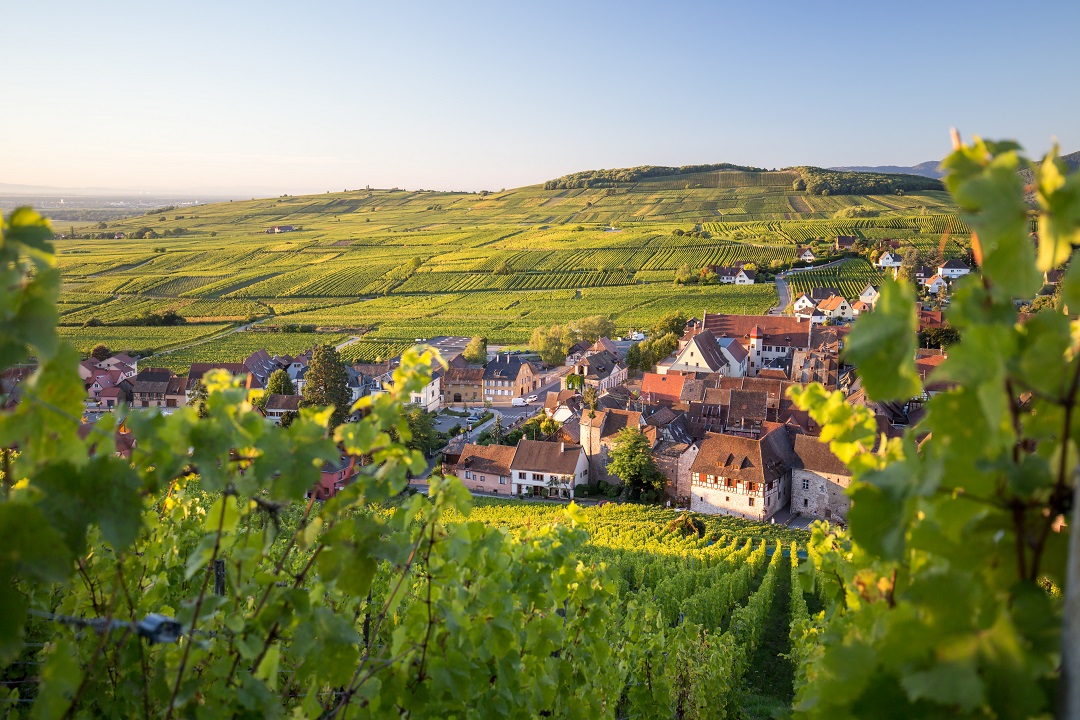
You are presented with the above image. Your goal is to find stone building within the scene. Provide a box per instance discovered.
[791,434,852,523]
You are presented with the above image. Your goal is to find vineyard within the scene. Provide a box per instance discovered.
[47,172,964,363]
[448,500,816,715]
[785,259,885,302]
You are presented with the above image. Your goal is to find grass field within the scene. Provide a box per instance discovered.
[51,171,963,362]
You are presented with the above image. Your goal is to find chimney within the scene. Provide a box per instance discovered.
[561,442,565,452]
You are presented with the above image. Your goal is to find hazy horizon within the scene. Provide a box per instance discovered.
[4,0,1078,196]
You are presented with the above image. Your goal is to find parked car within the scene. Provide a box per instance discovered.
[525,394,538,403]
[466,415,481,424]
[511,397,527,407]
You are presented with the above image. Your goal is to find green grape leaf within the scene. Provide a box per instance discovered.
[842,280,921,402]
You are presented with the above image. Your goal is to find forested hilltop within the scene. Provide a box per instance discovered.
[544,164,945,195]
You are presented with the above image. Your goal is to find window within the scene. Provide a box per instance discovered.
[725,496,730,502]
[480,475,486,482]
[499,476,506,485]
[532,473,543,481]
[465,471,472,480]
[802,478,809,490]
[804,498,809,507]
[748,497,755,507]
[518,472,526,480]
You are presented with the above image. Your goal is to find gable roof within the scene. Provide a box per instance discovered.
[641,372,685,404]
[445,367,486,384]
[940,259,969,270]
[458,443,516,476]
[817,295,849,312]
[793,434,851,476]
[265,394,302,412]
[701,313,813,350]
[690,425,795,483]
[510,439,583,475]
[484,355,533,381]
[678,330,730,372]
[810,287,841,301]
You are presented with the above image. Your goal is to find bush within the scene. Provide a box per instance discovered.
[82,317,103,327]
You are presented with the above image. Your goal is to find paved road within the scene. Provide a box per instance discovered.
[335,336,361,351]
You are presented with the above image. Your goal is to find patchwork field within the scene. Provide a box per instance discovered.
[51,170,963,363]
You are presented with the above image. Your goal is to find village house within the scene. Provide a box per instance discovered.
[409,365,442,412]
[544,389,581,423]
[688,423,795,522]
[452,443,516,494]
[568,350,627,395]
[483,354,540,402]
[815,294,853,321]
[835,235,858,251]
[131,368,187,409]
[564,340,592,367]
[309,456,358,500]
[712,266,756,285]
[876,250,903,270]
[791,434,852,523]
[442,367,485,405]
[264,393,301,424]
[937,259,971,279]
[792,293,817,319]
[641,372,686,404]
[858,283,880,308]
[664,329,748,377]
[796,246,816,263]
[187,363,258,395]
[1045,269,1066,285]
[923,274,947,295]
[266,225,297,234]
[509,439,589,498]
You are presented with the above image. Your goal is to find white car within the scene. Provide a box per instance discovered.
[525,394,538,403]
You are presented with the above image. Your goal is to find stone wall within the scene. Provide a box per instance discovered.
[791,468,851,522]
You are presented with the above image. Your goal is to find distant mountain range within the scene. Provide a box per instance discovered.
[831,151,1080,180]
[827,161,944,179]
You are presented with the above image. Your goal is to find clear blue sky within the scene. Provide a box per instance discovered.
[4,0,1077,195]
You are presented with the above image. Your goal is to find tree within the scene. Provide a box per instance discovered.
[539,416,560,436]
[492,258,511,275]
[530,324,567,365]
[607,427,665,502]
[674,263,695,285]
[402,406,440,456]
[90,344,111,362]
[301,344,352,428]
[463,336,487,365]
[188,380,210,419]
[266,368,296,397]
[490,413,504,445]
[624,343,642,371]
[573,315,616,343]
[582,386,598,411]
[651,311,687,339]
[897,247,919,284]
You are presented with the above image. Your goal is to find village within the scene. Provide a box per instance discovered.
[1,236,997,530]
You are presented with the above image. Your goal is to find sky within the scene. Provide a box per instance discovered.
[3,0,1078,196]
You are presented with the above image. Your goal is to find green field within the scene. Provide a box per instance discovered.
[52,171,963,363]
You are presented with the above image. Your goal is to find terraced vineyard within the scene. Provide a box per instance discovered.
[47,173,962,363]
[785,259,885,301]
[454,500,811,715]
